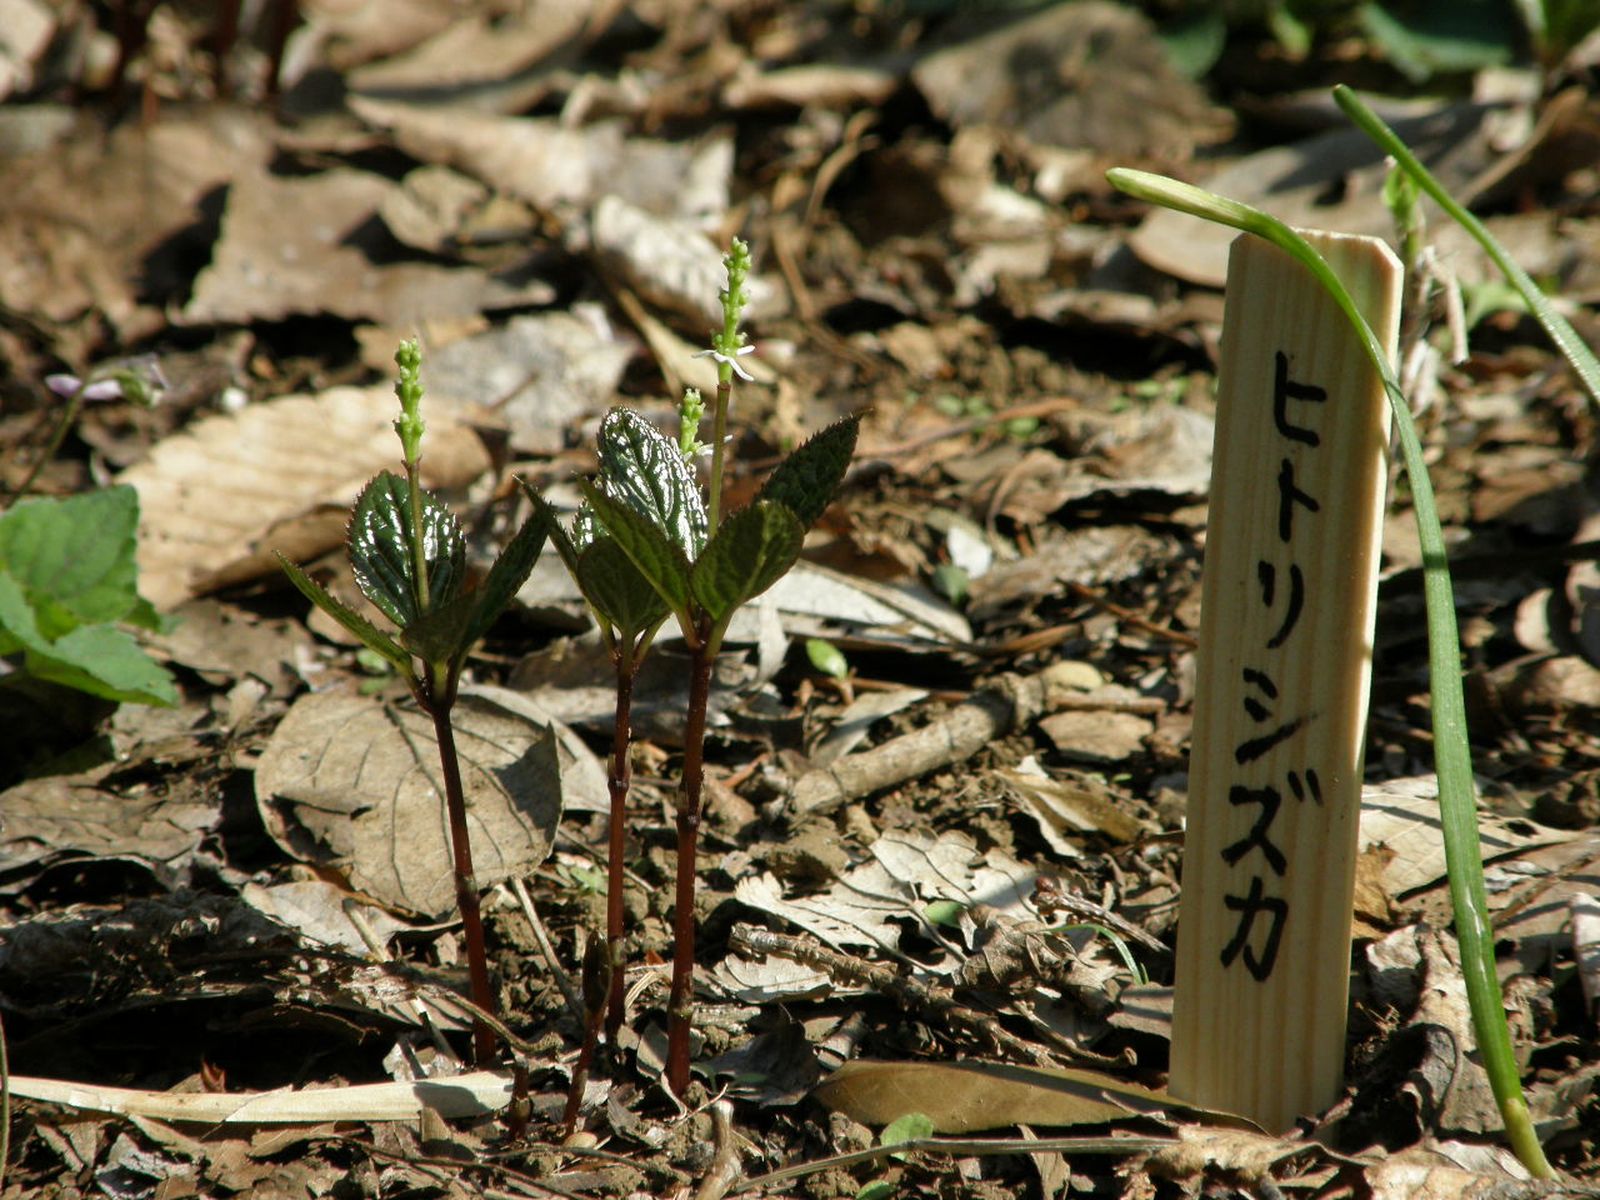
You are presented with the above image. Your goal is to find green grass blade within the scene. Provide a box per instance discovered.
[1333,83,1600,408]
[1106,167,1553,1179]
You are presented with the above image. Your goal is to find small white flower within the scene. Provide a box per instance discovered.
[693,345,756,382]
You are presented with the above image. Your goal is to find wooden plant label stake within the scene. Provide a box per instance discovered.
[1169,230,1400,1133]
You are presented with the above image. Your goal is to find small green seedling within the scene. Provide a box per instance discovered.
[562,238,859,1096]
[277,339,549,1064]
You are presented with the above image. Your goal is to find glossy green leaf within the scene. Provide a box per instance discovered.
[580,480,693,625]
[755,413,861,528]
[0,485,146,632]
[689,501,804,627]
[0,569,177,706]
[348,472,466,628]
[277,553,411,673]
[577,535,671,639]
[806,637,849,679]
[461,500,549,650]
[596,408,708,556]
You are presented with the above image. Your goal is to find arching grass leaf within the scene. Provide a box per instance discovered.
[597,408,708,555]
[689,501,804,628]
[755,413,861,528]
[349,472,467,626]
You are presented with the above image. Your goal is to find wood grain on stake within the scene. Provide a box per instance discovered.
[1169,231,1399,1132]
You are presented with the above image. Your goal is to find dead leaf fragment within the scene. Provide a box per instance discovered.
[183,166,554,326]
[813,1059,1176,1133]
[912,2,1230,160]
[118,385,490,610]
[254,690,578,918]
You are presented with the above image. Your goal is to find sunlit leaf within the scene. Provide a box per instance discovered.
[689,501,804,627]
[596,408,708,555]
[755,413,861,527]
[348,472,467,627]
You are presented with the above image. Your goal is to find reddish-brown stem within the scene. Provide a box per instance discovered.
[604,651,637,1041]
[665,633,716,1097]
[424,679,498,1065]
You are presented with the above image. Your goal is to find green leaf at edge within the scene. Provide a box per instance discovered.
[0,568,176,706]
[0,484,144,628]
[689,500,804,628]
[276,553,412,673]
[755,412,861,528]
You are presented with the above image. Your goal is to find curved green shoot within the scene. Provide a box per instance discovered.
[1106,167,1553,1179]
[1333,83,1600,408]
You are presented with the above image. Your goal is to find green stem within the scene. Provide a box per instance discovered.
[1106,166,1554,1179]
[9,384,86,499]
[707,376,730,531]
[665,629,716,1097]
[405,462,431,614]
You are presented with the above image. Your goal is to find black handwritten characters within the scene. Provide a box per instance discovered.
[1218,351,1330,983]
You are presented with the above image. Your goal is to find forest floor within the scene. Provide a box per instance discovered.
[2,3,1600,1198]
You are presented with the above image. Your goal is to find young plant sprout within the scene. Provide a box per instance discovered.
[561,239,860,1096]
[277,340,550,1065]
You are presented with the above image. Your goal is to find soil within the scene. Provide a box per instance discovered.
[3,4,1600,1199]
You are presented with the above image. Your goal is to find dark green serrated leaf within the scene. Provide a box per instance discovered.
[689,501,804,627]
[348,472,468,627]
[596,408,708,555]
[0,485,146,632]
[277,553,411,672]
[462,500,549,650]
[755,413,860,528]
[577,535,670,638]
[401,590,477,667]
[580,480,693,626]
[0,568,176,706]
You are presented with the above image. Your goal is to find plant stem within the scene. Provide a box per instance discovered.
[707,377,730,531]
[665,631,716,1097]
[604,648,638,1042]
[424,677,497,1065]
[9,384,85,499]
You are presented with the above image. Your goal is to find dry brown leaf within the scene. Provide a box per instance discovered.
[348,96,732,221]
[253,689,583,918]
[183,166,555,326]
[118,385,490,611]
[911,2,1230,160]
[0,106,273,336]
[812,1059,1176,1132]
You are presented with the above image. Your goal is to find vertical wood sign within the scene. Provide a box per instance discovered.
[1169,231,1400,1132]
